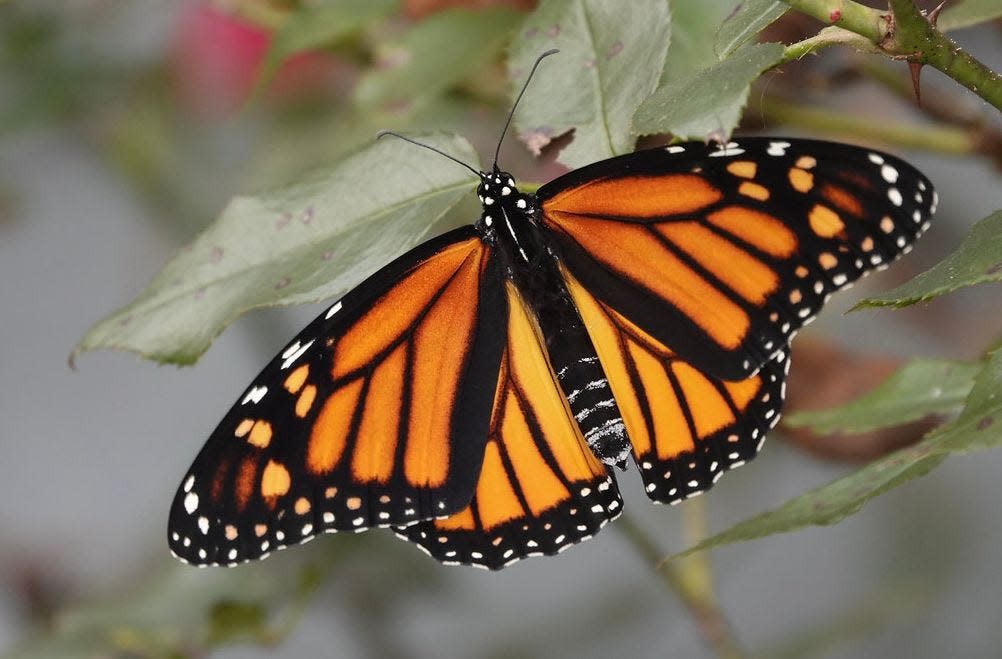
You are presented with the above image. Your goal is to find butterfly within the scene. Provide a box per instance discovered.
[168,54,936,571]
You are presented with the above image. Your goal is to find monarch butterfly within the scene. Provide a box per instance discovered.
[169,51,936,570]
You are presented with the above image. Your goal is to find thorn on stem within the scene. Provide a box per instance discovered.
[927,1,947,28]
[908,60,924,107]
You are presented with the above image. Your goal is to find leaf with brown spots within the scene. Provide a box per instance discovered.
[781,340,944,463]
[785,353,981,436]
[73,135,478,365]
[507,0,671,168]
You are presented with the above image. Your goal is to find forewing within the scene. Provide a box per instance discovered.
[538,138,935,380]
[169,227,506,566]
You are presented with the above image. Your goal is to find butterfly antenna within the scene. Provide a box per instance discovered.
[376,130,481,177]
[493,48,560,171]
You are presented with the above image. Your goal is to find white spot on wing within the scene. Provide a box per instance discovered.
[184,492,199,514]
[710,143,744,157]
[766,141,790,156]
[242,385,268,405]
[325,301,342,319]
[887,187,903,207]
[281,339,314,369]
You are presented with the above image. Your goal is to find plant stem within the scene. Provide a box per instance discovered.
[886,0,1002,112]
[781,0,887,41]
[781,0,1002,113]
[617,511,745,659]
[782,26,877,63]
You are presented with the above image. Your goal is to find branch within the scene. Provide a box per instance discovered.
[617,509,746,659]
[781,0,887,41]
[781,0,1002,113]
[886,0,1002,112]
[782,26,879,63]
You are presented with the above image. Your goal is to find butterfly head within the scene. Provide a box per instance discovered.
[476,170,517,204]
[477,171,536,216]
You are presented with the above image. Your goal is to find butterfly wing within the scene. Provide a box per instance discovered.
[397,282,622,569]
[538,138,936,380]
[169,227,507,566]
[563,266,787,503]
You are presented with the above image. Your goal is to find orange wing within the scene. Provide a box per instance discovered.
[563,267,788,503]
[396,282,622,569]
[169,228,507,566]
[537,138,935,381]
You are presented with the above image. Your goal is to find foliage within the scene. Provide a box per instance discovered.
[73,134,477,365]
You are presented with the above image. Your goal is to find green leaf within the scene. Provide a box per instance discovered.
[856,210,1002,309]
[73,134,478,365]
[939,0,1002,31]
[257,0,398,91]
[676,444,946,557]
[633,42,783,141]
[508,0,671,168]
[715,0,788,58]
[785,359,981,435]
[661,0,735,81]
[354,7,521,109]
[929,349,1002,453]
[675,350,1002,558]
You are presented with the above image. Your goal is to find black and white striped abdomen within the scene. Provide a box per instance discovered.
[554,346,630,467]
[528,278,630,468]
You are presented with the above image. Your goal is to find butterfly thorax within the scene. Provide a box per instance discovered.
[475,170,547,271]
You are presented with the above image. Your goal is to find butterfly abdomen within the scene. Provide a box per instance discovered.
[535,285,630,467]
[552,340,629,468]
